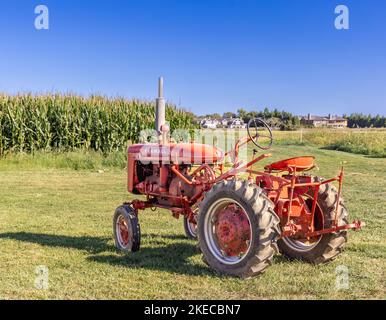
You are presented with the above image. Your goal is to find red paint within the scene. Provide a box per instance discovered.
[128,143,223,165]
[265,156,315,172]
[215,205,251,257]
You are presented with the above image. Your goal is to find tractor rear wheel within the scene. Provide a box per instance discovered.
[278,177,349,264]
[113,205,141,253]
[198,180,280,278]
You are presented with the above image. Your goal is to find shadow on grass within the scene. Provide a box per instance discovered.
[0,231,214,276]
[87,243,216,276]
[320,146,385,159]
[0,232,291,276]
[143,233,188,240]
[0,232,113,253]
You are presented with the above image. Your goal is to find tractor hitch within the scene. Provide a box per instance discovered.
[304,220,364,238]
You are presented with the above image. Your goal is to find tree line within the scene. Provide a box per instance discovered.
[344,113,386,128]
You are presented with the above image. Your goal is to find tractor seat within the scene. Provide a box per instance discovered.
[264,156,315,173]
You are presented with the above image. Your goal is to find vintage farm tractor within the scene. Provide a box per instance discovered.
[113,78,362,278]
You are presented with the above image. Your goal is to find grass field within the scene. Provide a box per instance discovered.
[1,143,385,300]
[273,128,386,158]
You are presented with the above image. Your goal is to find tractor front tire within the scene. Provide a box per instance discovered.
[113,205,141,253]
[278,177,349,264]
[183,216,198,239]
[198,180,280,278]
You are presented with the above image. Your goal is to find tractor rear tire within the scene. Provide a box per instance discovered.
[198,180,280,278]
[278,177,349,264]
[113,205,141,253]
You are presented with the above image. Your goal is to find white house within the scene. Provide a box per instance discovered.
[200,118,219,129]
[220,118,229,127]
[227,118,247,129]
[199,117,247,129]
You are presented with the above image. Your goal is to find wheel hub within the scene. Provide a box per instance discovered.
[215,205,251,256]
[117,216,129,246]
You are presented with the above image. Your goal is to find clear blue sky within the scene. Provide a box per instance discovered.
[0,0,385,116]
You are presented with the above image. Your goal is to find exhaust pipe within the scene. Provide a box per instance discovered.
[155,77,168,193]
[155,77,167,143]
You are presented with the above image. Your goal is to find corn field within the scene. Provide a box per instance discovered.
[0,94,195,155]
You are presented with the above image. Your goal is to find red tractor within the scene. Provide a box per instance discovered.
[113,78,362,278]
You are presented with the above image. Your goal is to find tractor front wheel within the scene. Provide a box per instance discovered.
[198,180,280,278]
[113,205,141,253]
[183,216,198,239]
[278,177,348,264]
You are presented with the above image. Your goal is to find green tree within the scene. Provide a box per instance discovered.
[223,112,236,119]
[237,108,248,121]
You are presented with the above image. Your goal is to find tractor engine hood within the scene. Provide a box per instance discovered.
[128,143,224,165]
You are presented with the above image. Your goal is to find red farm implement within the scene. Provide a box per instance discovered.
[113,78,363,278]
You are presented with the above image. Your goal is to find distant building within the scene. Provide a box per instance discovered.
[200,118,219,129]
[199,117,247,129]
[227,118,247,129]
[301,114,348,128]
[220,118,229,127]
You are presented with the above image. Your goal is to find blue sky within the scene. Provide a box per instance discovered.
[0,0,385,116]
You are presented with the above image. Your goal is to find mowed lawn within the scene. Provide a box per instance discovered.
[0,145,385,299]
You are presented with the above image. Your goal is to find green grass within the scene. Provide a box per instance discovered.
[272,129,386,158]
[0,150,127,171]
[0,145,385,299]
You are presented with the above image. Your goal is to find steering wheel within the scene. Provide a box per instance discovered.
[247,118,273,150]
